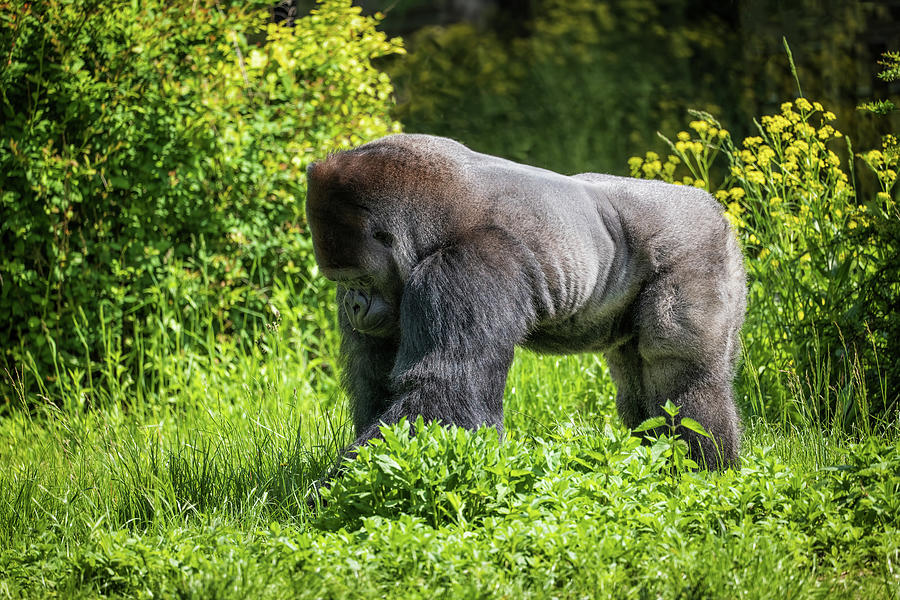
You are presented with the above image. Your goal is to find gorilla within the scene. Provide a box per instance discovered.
[306,134,746,470]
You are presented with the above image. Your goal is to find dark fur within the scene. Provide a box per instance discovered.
[306,134,746,469]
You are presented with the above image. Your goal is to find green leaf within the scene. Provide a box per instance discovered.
[633,416,666,433]
[680,418,712,438]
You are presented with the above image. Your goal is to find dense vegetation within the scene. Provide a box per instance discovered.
[0,0,400,402]
[1,1,899,597]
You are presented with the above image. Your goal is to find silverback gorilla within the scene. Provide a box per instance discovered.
[306,134,746,469]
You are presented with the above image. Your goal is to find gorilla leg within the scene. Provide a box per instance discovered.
[640,358,740,469]
[632,267,742,469]
[605,341,647,429]
[608,342,739,468]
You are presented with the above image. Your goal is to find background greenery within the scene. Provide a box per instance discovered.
[388,0,898,174]
[1,0,899,597]
[0,0,400,404]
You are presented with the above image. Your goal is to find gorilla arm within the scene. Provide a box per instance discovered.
[349,226,542,446]
[339,317,399,436]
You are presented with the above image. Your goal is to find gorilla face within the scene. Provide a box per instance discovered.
[341,286,397,337]
[305,167,403,339]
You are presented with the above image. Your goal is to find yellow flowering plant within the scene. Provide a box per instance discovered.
[627,109,730,190]
[629,90,898,426]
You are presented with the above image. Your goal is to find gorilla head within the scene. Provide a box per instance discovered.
[306,134,746,471]
[306,155,408,337]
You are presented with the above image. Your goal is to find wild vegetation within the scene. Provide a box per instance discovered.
[1,1,898,598]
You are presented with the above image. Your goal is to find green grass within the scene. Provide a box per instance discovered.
[2,298,899,599]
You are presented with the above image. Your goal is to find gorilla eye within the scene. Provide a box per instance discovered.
[373,230,394,247]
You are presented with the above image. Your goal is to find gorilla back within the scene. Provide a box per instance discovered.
[306,134,746,469]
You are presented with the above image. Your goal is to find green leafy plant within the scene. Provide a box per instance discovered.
[632,400,715,471]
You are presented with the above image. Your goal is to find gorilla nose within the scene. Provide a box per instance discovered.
[345,290,368,315]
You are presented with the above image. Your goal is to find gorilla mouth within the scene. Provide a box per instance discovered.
[349,313,396,337]
[352,316,394,336]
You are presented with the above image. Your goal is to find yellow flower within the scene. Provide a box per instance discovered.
[795,97,812,112]
[757,146,775,167]
[718,128,729,140]
[762,115,790,134]
[662,160,678,180]
[746,170,766,185]
[824,111,836,121]
[791,140,809,154]
[690,120,709,134]
[780,101,794,114]
[729,187,746,201]
[796,123,815,138]
[865,150,884,166]
[813,101,824,111]
[677,131,691,142]
[641,160,662,177]
[817,125,835,140]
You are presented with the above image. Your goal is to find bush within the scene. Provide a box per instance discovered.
[0,0,402,404]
